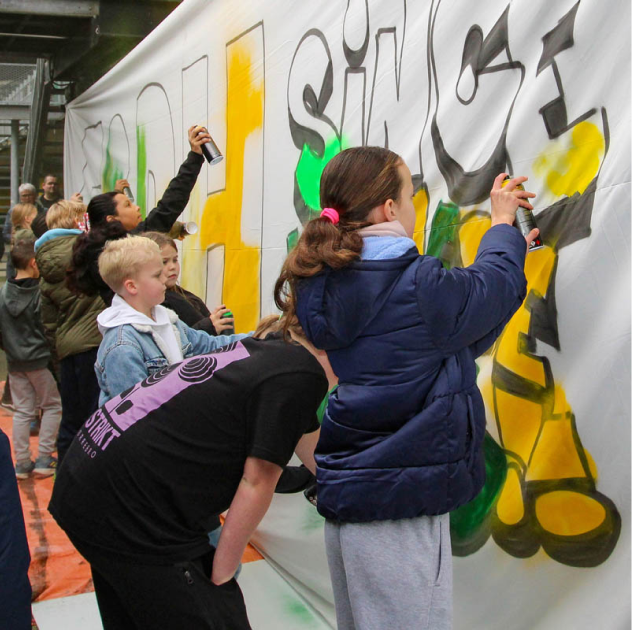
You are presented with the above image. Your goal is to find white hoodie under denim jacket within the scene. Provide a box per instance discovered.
[95,294,250,405]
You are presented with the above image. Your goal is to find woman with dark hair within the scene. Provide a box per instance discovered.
[67,126,211,306]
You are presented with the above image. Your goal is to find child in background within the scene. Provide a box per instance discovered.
[0,240,62,478]
[35,200,105,463]
[6,202,38,283]
[143,231,235,335]
[276,146,537,630]
[11,203,37,243]
[95,235,250,405]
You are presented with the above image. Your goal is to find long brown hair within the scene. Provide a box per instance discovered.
[275,146,404,336]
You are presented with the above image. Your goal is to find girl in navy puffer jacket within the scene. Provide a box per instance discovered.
[274,147,538,630]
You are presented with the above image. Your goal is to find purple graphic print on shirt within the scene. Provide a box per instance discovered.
[78,342,250,456]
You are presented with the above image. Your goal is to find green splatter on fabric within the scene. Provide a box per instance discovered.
[286,227,299,254]
[136,125,147,219]
[296,136,347,220]
[425,200,461,267]
[282,592,323,627]
[301,500,326,534]
[450,432,507,554]
[102,136,124,194]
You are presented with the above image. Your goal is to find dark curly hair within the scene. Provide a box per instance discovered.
[66,221,127,299]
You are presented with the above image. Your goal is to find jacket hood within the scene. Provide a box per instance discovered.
[3,279,40,317]
[97,294,177,334]
[35,231,81,284]
[296,235,418,350]
[34,228,82,252]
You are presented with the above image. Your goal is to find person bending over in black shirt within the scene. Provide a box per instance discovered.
[49,314,336,630]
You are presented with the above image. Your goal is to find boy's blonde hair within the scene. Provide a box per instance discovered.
[46,200,87,229]
[98,235,161,293]
[11,203,37,228]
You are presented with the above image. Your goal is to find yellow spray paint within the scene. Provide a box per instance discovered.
[412,188,428,254]
[453,119,613,555]
[183,45,264,333]
[533,121,605,197]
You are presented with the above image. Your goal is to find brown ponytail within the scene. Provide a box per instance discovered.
[275,146,404,337]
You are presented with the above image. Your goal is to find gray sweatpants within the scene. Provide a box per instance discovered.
[11,369,61,464]
[324,513,452,630]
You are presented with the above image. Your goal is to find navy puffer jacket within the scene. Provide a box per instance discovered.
[296,223,527,522]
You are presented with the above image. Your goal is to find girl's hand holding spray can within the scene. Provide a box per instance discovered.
[497,174,542,251]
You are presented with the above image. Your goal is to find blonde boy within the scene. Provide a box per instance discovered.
[95,236,249,405]
[45,200,87,230]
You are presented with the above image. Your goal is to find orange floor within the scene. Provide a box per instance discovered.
[1,405,93,602]
[1,385,262,607]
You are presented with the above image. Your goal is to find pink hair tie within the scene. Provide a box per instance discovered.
[320,207,340,225]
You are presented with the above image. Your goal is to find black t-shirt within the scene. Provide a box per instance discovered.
[49,335,327,564]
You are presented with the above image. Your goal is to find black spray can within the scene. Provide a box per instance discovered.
[220,310,235,336]
[501,176,543,251]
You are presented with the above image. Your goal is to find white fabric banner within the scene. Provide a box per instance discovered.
[64,0,631,627]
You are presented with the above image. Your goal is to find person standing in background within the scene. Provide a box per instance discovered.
[35,200,105,464]
[37,174,61,212]
[3,184,38,252]
[0,240,61,479]
[0,184,38,410]
[31,174,84,238]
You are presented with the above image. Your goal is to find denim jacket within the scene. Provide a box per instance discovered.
[95,307,250,406]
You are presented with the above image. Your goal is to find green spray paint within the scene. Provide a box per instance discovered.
[296,135,348,221]
[102,135,124,194]
[136,125,147,219]
[425,200,461,267]
[281,593,324,628]
[450,433,507,555]
[286,227,299,254]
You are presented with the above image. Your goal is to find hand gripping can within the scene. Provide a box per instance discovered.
[220,310,235,336]
[501,176,543,251]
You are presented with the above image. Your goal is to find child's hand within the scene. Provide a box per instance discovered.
[210,305,234,333]
[490,173,535,227]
